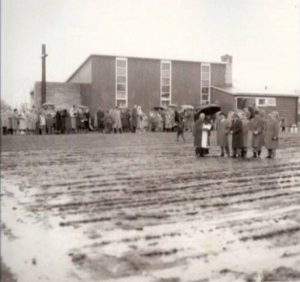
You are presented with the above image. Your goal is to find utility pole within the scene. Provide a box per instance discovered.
[41,44,48,104]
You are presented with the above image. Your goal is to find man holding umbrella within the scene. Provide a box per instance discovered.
[193,104,220,157]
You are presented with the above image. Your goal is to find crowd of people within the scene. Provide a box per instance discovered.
[193,108,282,159]
[1,103,290,159]
[0,104,193,135]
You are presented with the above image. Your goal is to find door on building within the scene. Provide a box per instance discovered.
[236,97,256,110]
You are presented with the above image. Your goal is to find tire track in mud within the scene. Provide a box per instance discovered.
[2,133,300,282]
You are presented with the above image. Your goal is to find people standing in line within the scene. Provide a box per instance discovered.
[250,110,265,158]
[230,113,243,158]
[193,113,212,157]
[265,111,280,159]
[176,111,185,142]
[131,106,138,133]
[240,111,250,158]
[216,112,230,157]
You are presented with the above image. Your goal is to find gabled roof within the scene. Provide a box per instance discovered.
[212,86,300,98]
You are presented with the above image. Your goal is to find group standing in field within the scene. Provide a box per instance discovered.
[193,107,281,159]
[1,102,290,159]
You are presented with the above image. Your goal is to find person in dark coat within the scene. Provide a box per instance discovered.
[176,112,185,142]
[104,111,113,133]
[250,110,265,158]
[83,109,90,132]
[64,109,71,134]
[96,107,105,132]
[193,113,212,157]
[55,110,62,134]
[131,106,138,133]
[265,111,280,159]
[216,112,230,157]
[241,112,250,158]
[230,113,243,158]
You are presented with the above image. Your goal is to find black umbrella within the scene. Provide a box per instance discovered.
[194,104,221,120]
[153,106,165,111]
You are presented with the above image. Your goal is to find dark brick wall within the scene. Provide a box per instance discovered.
[128,58,160,113]
[172,61,201,107]
[260,96,298,125]
[211,87,235,113]
[211,64,226,87]
[91,56,115,115]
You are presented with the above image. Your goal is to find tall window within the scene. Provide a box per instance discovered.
[160,61,171,107]
[201,63,211,106]
[116,57,128,108]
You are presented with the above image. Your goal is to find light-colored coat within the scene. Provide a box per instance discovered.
[250,116,265,148]
[216,118,230,147]
[264,117,280,149]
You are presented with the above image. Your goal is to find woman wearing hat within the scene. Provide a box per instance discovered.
[216,112,230,157]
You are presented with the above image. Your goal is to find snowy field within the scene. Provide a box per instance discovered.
[1,132,300,282]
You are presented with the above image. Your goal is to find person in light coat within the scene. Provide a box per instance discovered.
[240,111,250,158]
[12,109,19,134]
[112,106,122,133]
[250,110,265,158]
[264,111,280,159]
[216,112,230,157]
[193,113,212,157]
[18,111,27,135]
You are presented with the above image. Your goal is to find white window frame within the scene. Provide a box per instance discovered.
[256,97,276,107]
[235,96,277,109]
[200,63,211,106]
[115,57,128,108]
[160,60,172,107]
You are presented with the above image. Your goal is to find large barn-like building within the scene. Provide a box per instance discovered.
[31,54,299,124]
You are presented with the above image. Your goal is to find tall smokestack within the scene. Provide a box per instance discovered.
[41,44,47,104]
[221,54,232,87]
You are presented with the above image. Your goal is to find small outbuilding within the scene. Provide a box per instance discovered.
[211,86,299,125]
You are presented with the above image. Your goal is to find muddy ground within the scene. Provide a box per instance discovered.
[1,132,300,282]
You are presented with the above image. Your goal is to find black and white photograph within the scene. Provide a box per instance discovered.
[1,0,300,281]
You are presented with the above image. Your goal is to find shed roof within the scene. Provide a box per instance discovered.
[212,86,300,98]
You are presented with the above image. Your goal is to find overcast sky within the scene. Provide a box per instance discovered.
[2,0,299,107]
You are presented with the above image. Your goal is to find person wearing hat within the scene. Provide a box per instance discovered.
[230,113,243,158]
[216,112,230,157]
